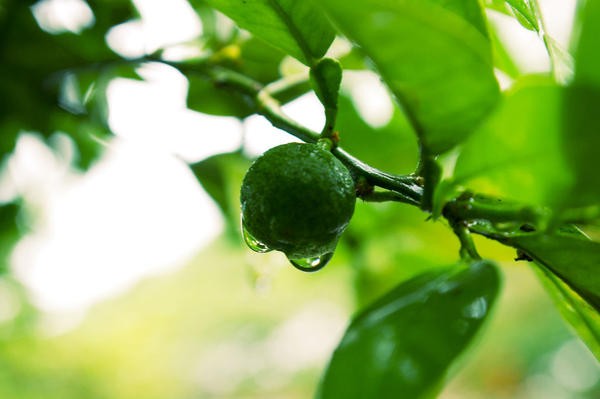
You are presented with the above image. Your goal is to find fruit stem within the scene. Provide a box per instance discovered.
[360,190,420,206]
[199,64,425,203]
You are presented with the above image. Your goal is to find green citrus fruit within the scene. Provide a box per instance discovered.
[240,142,356,259]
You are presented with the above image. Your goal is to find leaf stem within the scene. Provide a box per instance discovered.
[444,195,546,227]
[451,221,482,261]
[360,190,420,206]
[200,64,425,202]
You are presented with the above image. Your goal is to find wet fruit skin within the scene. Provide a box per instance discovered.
[240,143,356,259]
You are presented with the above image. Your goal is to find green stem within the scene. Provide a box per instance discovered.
[203,65,425,202]
[360,190,420,206]
[444,195,546,227]
[84,56,578,262]
[451,221,481,261]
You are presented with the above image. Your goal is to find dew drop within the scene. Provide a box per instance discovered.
[242,223,272,253]
[287,252,333,272]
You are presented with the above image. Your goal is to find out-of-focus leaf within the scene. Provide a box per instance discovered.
[484,0,511,15]
[336,95,418,175]
[337,47,368,70]
[0,0,135,164]
[574,0,600,87]
[562,86,600,208]
[190,151,251,240]
[469,222,600,359]
[202,0,335,65]
[532,263,600,361]
[505,0,538,31]
[237,37,285,84]
[189,0,219,40]
[485,1,538,31]
[489,25,521,79]
[452,81,568,206]
[319,0,499,154]
[451,79,600,212]
[0,202,20,274]
[511,233,600,313]
[187,75,254,118]
[318,260,501,399]
[51,113,111,170]
[471,223,600,313]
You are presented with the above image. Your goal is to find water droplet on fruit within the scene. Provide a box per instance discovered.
[242,223,272,253]
[287,252,333,272]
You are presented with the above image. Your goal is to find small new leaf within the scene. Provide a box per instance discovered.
[203,0,335,65]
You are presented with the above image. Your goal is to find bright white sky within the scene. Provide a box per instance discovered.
[2,0,576,316]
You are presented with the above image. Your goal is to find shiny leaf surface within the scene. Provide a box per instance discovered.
[202,0,335,65]
[452,80,600,211]
[318,260,501,399]
[319,0,499,154]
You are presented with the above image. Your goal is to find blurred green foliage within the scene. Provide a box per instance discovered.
[0,0,598,398]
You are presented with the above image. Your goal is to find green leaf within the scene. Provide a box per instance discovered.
[237,36,286,84]
[190,151,251,240]
[335,95,418,175]
[505,0,539,31]
[532,263,600,361]
[510,232,600,313]
[452,80,600,211]
[319,0,499,154]
[574,0,600,87]
[0,202,21,274]
[484,0,511,15]
[489,23,522,79]
[452,81,569,206]
[468,223,600,360]
[187,75,254,118]
[310,58,342,110]
[0,0,134,162]
[317,260,501,399]
[310,58,342,132]
[202,0,335,65]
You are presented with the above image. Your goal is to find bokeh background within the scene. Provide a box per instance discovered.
[0,0,598,398]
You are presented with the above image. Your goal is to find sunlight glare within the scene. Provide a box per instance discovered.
[106,0,201,58]
[12,140,222,313]
[31,0,94,34]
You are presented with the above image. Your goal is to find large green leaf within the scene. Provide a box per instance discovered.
[511,233,600,313]
[317,260,501,399]
[451,80,600,211]
[452,81,569,206]
[319,0,499,154]
[532,261,600,361]
[469,223,600,359]
[574,0,600,87]
[335,95,418,175]
[187,75,254,118]
[202,0,335,65]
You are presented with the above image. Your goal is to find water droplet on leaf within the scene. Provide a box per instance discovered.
[287,252,333,272]
[242,223,272,253]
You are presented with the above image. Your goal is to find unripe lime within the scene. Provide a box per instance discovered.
[240,143,356,259]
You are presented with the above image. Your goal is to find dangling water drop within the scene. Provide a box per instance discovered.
[287,252,334,272]
[242,223,272,253]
